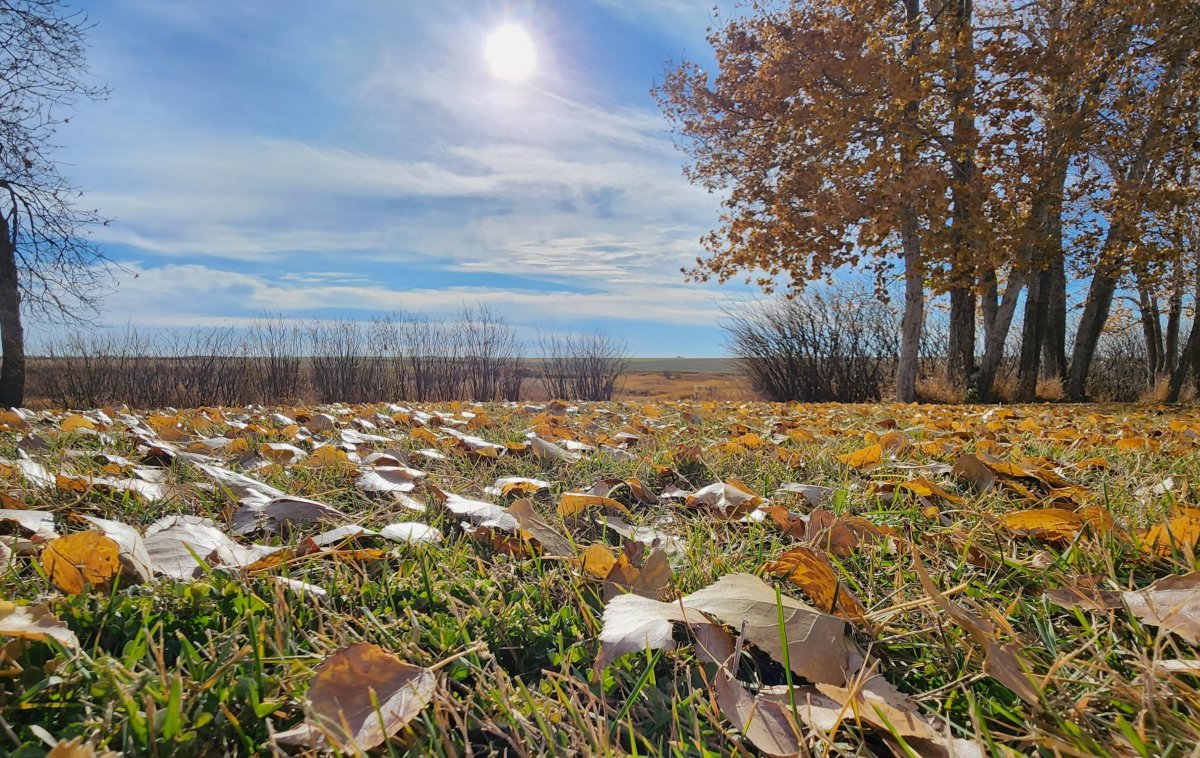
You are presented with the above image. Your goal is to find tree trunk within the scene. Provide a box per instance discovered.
[945,0,978,397]
[1041,241,1067,382]
[894,0,924,404]
[1137,282,1161,378]
[1165,263,1184,375]
[948,286,975,389]
[896,216,923,403]
[1016,267,1050,401]
[970,268,1024,401]
[1065,263,1120,401]
[1167,254,1200,403]
[0,213,25,408]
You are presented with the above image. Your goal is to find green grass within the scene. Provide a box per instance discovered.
[1,401,1199,755]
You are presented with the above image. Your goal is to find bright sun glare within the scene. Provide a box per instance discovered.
[485,23,536,82]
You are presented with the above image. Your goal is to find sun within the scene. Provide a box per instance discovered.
[484,23,536,82]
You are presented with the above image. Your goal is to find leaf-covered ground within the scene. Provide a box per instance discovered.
[2,400,1200,756]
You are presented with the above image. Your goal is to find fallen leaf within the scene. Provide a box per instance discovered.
[557,492,631,518]
[604,544,672,600]
[682,573,855,685]
[506,499,574,556]
[837,443,883,471]
[763,546,866,620]
[0,600,79,650]
[41,532,121,594]
[76,515,154,583]
[1002,508,1084,544]
[275,642,434,753]
[912,546,1041,706]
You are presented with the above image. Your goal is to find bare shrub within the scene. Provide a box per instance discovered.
[536,329,629,401]
[459,305,523,401]
[246,313,304,403]
[1088,321,1151,402]
[722,289,899,402]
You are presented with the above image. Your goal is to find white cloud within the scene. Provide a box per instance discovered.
[86,262,729,329]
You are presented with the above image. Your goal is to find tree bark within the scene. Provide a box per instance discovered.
[894,0,924,404]
[1137,282,1161,378]
[1016,267,1050,401]
[0,212,25,408]
[1166,253,1200,403]
[1165,262,1184,375]
[948,286,975,389]
[896,215,924,403]
[945,0,978,396]
[970,268,1024,400]
[1041,243,1067,382]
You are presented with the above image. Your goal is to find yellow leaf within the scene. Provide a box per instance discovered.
[763,545,865,619]
[41,532,121,594]
[1001,509,1083,543]
[307,446,350,468]
[60,414,96,432]
[578,544,618,579]
[837,443,882,470]
[557,493,631,518]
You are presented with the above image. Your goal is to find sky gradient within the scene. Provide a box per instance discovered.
[50,0,756,356]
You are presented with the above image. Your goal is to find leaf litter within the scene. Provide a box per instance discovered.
[0,400,1198,753]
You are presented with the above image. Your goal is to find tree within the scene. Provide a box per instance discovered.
[0,0,109,406]
[1063,3,1198,400]
[655,0,964,402]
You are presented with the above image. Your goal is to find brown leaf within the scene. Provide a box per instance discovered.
[682,573,855,685]
[275,642,435,753]
[604,544,672,601]
[41,532,121,594]
[763,546,866,620]
[506,499,574,556]
[557,492,631,518]
[1001,508,1084,544]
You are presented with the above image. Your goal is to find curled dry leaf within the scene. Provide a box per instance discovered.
[485,476,550,498]
[578,543,618,579]
[594,592,708,672]
[695,623,802,758]
[144,515,278,580]
[1002,508,1084,543]
[682,573,855,685]
[1049,573,1200,646]
[232,495,349,536]
[763,545,866,620]
[604,544,672,601]
[0,600,79,650]
[274,642,435,753]
[378,522,442,545]
[0,508,57,539]
[837,443,883,471]
[685,480,762,518]
[41,532,122,594]
[356,466,424,494]
[506,499,574,556]
[557,492,631,518]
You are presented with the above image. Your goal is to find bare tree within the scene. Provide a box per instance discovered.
[0,1,110,405]
[536,329,629,401]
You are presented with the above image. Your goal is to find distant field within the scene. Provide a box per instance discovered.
[623,357,740,374]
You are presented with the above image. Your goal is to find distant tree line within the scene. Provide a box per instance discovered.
[658,0,1200,402]
[27,306,630,408]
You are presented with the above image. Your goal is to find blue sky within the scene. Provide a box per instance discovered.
[50,0,756,356]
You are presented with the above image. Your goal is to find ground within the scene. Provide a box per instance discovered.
[0,400,1198,756]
